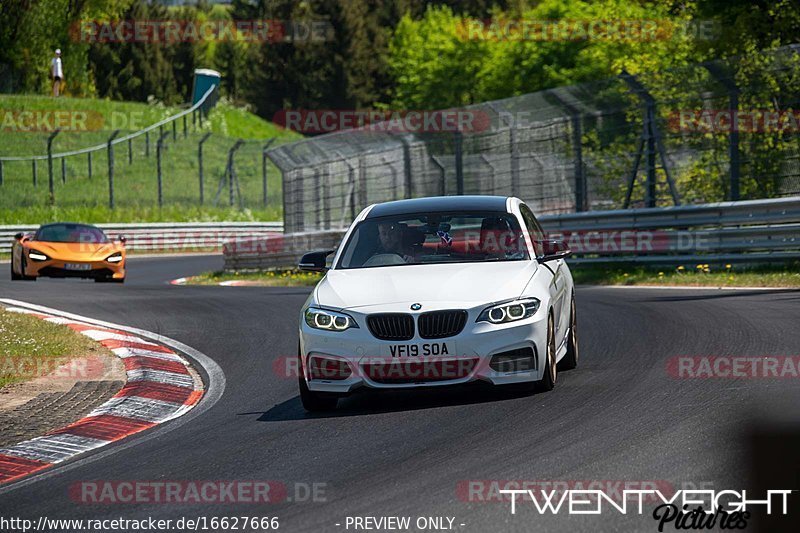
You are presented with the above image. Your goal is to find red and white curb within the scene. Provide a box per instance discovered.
[0,303,207,485]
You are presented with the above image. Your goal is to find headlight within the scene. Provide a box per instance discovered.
[28,250,49,262]
[304,308,359,332]
[106,252,123,263]
[477,298,540,324]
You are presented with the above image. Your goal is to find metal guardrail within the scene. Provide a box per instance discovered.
[222,196,800,270]
[1,222,283,254]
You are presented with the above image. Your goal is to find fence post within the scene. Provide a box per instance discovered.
[128,138,132,165]
[400,136,413,199]
[357,157,367,210]
[454,131,464,195]
[262,139,275,207]
[157,131,170,207]
[0,160,3,186]
[198,132,212,205]
[645,103,657,208]
[172,120,177,142]
[145,131,150,157]
[703,62,740,201]
[430,156,446,196]
[227,139,245,207]
[480,155,497,194]
[87,152,92,180]
[544,90,586,211]
[61,157,66,184]
[107,130,120,209]
[32,160,37,187]
[509,126,520,197]
[46,129,60,204]
[183,115,187,138]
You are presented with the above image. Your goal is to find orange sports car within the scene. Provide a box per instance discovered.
[11,223,126,283]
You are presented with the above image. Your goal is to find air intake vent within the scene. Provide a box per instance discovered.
[367,314,415,341]
[418,310,468,339]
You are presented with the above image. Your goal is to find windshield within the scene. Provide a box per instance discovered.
[35,224,109,243]
[336,211,529,269]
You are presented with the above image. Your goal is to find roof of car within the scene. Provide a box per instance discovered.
[365,195,510,219]
[39,222,99,229]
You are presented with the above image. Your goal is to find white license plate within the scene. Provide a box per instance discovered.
[64,263,91,271]
[387,342,452,358]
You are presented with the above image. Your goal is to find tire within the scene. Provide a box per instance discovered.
[558,294,579,371]
[536,312,557,392]
[11,257,21,280]
[96,276,125,284]
[20,256,36,281]
[297,353,338,412]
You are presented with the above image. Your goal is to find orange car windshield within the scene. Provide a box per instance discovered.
[35,224,109,244]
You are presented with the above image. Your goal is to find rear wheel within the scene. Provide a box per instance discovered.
[558,294,579,371]
[536,312,557,392]
[297,352,338,412]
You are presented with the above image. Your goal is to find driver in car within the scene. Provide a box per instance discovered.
[377,222,416,263]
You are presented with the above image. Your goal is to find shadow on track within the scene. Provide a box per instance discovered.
[243,383,542,421]
[641,288,800,302]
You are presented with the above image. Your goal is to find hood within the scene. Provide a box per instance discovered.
[316,261,537,311]
[28,241,120,261]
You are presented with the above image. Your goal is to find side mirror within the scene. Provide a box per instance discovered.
[298,250,335,272]
[537,239,571,263]
[14,232,24,241]
[118,235,127,244]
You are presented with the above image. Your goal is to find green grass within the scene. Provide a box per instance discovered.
[0,308,110,388]
[0,95,301,224]
[186,269,323,287]
[572,262,800,287]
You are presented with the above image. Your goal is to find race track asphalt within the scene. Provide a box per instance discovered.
[0,255,799,532]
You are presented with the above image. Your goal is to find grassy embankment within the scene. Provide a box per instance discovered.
[0,94,301,224]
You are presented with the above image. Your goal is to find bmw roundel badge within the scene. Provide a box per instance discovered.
[410,303,422,311]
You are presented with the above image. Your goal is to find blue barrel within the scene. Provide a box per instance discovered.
[191,68,221,113]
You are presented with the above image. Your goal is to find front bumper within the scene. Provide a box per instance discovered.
[299,307,548,394]
[25,259,125,279]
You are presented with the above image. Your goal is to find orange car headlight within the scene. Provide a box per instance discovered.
[28,250,49,262]
[106,252,123,263]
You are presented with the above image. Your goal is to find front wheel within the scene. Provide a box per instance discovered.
[10,258,21,280]
[536,312,557,392]
[297,354,338,412]
[558,294,579,371]
[96,276,125,284]
[19,256,36,281]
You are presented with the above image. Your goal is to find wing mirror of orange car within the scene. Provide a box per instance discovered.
[537,239,571,263]
[14,232,24,241]
[118,235,127,244]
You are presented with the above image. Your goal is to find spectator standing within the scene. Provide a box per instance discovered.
[51,49,63,97]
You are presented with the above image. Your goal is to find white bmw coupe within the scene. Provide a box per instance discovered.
[297,195,577,411]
